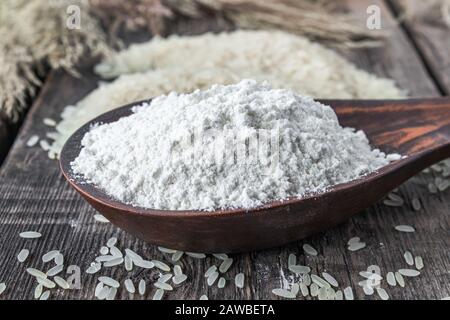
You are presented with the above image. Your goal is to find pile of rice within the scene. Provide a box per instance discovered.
[42,30,406,157]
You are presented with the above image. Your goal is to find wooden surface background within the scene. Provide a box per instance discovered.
[0,0,449,300]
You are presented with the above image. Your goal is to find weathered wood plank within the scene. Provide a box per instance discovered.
[389,0,450,94]
[0,1,449,300]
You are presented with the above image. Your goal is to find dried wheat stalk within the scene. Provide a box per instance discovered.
[164,0,386,47]
[0,0,114,122]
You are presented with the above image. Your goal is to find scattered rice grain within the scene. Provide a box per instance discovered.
[26,135,39,147]
[19,231,42,239]
[395,225,415,233]
[302,244,318,256]
[98,276,120,288]
[54,276,70,289]
[235,273,245,289]
[124,279,135,293]
[17,249,30,263]
[153,288,164,300]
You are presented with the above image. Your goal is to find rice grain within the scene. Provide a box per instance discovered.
[17,249,30,263]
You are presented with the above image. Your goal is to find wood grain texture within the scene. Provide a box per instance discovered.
[389,0,450,95]
[0,0,449,300]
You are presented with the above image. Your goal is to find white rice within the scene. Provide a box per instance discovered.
[106,237,117,247]
[404,251,414,266]
[272,288,296,299]
[0,283,6,295]
[103,257,124,267]
[207,271,219,286]
[97,286,109,300]
[17,249,30,263]
[376,288,389,300]
[54,276,70,289]
[134,258,155,269]
[303,244,318,256]
[46,265,64,277]
[386,272,396,286]
[235,273,245,289]
[95,255,116,262]
[100,246,109,255]
[199,295,208,300]
[94,214,109,223]
[155,282,173,291]
[173,274,188,285]
[347,237,361,246]
[205,266,218,278]
[43,118,57,126]
[98,276,120,288]
[39,290,50,300]
[311,274,331,288]
[138,279,146,295]
[318,287,328,300]
[19,231,42,239]
[348,242,367,251]
[288,254,296,267]
[109,246,123,257]
[124,248,142,262]
[55,253,64,265]
[300,283,309,297]
[37,277,56,289]
[411,198,421,211]
[310,283,319,297]
[152,260,170,272]
[124,279,135,293]
[186,252,206,259]
[34,284,43,299]
[291,283,300,296]
[218,258,233,273]
[153,288,164,300]
[289,265,311,274]
[27,268,47,279]
[335,290,343,300]
[343,286,354,300]
[106,287,117,300]
[171,251,184,262]
[217,277,226,289]
[398,269,420,277]
[395,225,415,233]
[158,247,177,254]
[42,250,60,263]
[322,272,339,287]
[159,273,173,283]
[173,265,182,276]
[124,256,133,271]
[26,135,39,147]
[303,274,311,286]
[415,256,424,270]
[86,263,102,274]
[95,282,104,297]
[363,284,374,295]
[213,253,228,260]
[395,272,405,287]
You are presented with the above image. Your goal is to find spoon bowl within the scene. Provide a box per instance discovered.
[60,98,450,253]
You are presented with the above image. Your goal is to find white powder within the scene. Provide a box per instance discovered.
[46,30,405,157]
[71,80,399,211]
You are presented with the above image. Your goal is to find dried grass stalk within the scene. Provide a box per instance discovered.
[89,0,174,38]
[164,0,386,47]
[0,0,113,122]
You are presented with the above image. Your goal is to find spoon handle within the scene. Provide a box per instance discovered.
[324,97,450,156]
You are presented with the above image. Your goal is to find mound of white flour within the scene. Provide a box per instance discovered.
[71,80,400,211]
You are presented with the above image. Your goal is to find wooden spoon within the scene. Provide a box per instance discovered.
[60,98,450,253]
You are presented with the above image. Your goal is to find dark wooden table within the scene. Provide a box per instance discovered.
[0,0,449,300]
